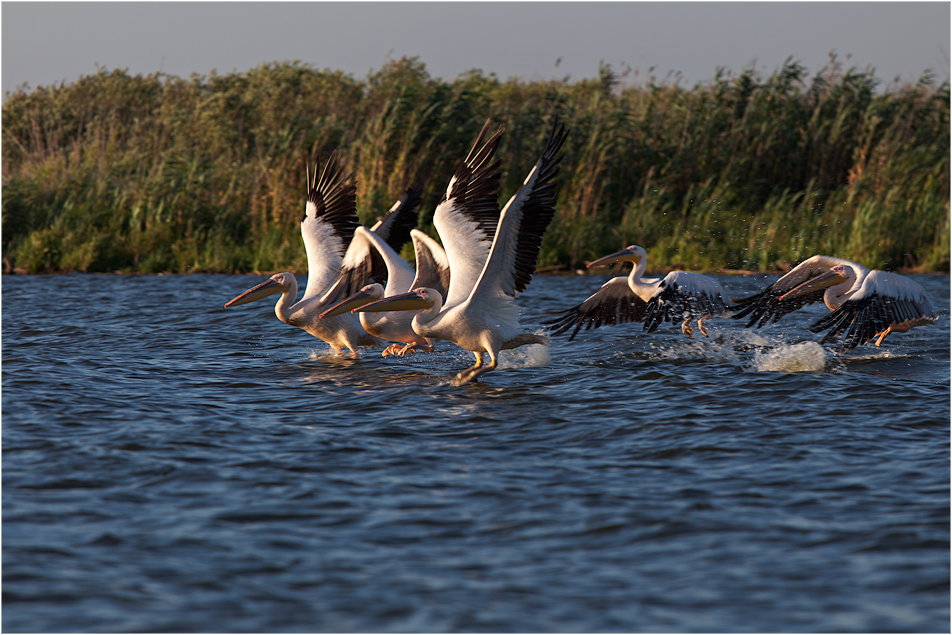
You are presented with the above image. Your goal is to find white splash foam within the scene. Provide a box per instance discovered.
[753,341,827,373]
[307,347,358,362]
[497,343,552,369]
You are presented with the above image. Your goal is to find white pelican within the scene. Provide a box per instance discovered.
[354,119,569,385]
[545,245,731,340]
[318,227,450,357]
[732,255,938,350]
[316,120,505,357]
[223,153,424,356]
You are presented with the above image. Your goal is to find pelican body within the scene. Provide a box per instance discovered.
[731,255,938,350]
[355,119,569,385]
[319,228,450,357]
[314,122,510,359]
[224,154,425,357]
[545,245,731,340]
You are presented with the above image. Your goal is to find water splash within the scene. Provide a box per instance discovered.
[307,348,359,363]
[753,341,827,373]
[497,343,552,369]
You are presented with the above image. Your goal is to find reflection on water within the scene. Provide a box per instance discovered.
[2,272,949,632]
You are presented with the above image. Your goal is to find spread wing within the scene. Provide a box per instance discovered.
[469,119,568,305]
[322,227,416,308]
[809,270,939,350]
[643,271,731,333]
[410,229,451,302]
[368,179,425,281]
[301,151,358,300]
[543,276,648,341]
[433,119,505,309]
[730,255,865,328]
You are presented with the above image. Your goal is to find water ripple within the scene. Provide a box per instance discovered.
[2,273,948,632]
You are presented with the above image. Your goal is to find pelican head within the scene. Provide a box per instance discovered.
[224,273,294,307]
[354,287,437,314]
[319,283,385,319]
[587,245,646,269]
[780,265,851,301]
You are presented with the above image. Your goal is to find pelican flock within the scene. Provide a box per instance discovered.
[224,152,422,356]
[224,118,941,382]
[354,119,569,385]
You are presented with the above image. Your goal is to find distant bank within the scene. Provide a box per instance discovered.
[3,57,948,275]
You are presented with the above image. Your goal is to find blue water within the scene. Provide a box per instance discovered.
[3,272,949,632]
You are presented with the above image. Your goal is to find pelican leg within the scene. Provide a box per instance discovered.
[397,341,435,357]
[381,344,404,358]
[453,352,483,386]
[697,314,712,338]
[873,323,908,346]
[463,350,499,384]
[680,317,694,338]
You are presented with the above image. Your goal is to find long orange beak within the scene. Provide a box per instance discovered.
[224,278,286,307]
[353,291,434,313]
[319,288,378,319]
[779,270,848,301]
[587,247,639,269]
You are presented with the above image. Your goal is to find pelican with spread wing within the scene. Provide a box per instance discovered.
[732,255,938,350]
[545,245,731,340]
[354,119,569,385]
[317,121,504,357]
[224,153,424,356]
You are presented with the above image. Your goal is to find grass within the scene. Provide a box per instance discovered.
[2,56,948,274]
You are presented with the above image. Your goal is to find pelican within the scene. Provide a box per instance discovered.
[731,255,938,350]
[354,119,569,385]
[317,120,504,357]
[545,245,731,340]
[223,153,424,356]
[318,227,450,357]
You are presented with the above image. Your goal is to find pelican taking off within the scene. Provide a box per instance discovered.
[355,118,569,385]
[317,121,505,357]
[731,255,938,350]
[545,245,731,340]
[318,227,450,357]
[223,153,424,356]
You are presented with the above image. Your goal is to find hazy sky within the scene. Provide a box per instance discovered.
[2,2,949,96]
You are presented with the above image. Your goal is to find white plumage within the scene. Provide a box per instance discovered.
[224,153,423,356]
[732,255,938,350]
[318,227,450,357]
[355,119,569,385]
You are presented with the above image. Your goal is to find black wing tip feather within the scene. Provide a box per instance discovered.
[374,178,427,254]
[808,292,935,352]
[444,122,505,205]
[729,284,824,330]
[509,121,570,293]
[438,121,505,239]
[542,287,645,341]
[303,149,359,247]
[641,282,729,333]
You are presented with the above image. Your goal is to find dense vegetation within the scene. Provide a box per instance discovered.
[2,56,948,274]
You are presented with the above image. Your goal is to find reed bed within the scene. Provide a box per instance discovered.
[2,56,948,274]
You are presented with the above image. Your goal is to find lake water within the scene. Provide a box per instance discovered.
[3,272,949,632]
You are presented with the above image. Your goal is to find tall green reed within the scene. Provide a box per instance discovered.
[2,57,948,274]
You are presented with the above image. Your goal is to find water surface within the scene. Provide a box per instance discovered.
[3,272,949,632]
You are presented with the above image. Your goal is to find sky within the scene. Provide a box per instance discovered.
[1,2,949,97]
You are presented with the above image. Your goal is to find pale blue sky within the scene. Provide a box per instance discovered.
[2,2,949,96]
